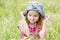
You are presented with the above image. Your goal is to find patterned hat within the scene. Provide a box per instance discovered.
[23,1,45,18]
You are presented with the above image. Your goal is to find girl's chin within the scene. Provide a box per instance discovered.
[29,21,36,24]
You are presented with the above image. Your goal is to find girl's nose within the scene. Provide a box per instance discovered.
[31,16,34,20]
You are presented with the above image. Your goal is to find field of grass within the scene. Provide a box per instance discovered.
[0,0,60,40]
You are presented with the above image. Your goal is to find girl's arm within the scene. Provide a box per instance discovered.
[39,16,49,40]
[39,22,46,39]
[17,12,30,40]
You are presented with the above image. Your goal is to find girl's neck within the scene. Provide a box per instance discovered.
[29,23,37,27]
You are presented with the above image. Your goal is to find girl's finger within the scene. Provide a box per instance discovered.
[43,16,49,23]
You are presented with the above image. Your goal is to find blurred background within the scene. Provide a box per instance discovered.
[0,0,60,40]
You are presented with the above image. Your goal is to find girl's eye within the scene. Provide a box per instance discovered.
[34,15,38,17]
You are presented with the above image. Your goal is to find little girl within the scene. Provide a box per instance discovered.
[17,1,48,40]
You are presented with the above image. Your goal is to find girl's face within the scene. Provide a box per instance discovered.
[27,11,40,24]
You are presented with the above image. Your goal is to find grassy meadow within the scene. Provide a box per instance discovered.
[0,0,60,40]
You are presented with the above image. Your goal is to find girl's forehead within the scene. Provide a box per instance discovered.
[28,11,39,15]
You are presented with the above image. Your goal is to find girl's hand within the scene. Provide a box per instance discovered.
[43,16,49,24]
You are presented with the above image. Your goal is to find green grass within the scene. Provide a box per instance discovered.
[0,0,60,40]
